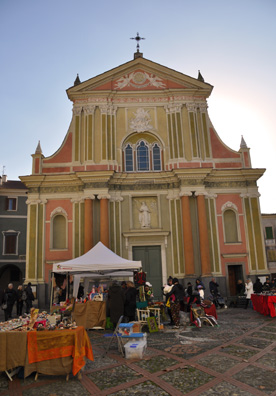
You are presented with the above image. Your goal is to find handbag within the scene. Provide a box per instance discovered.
[1,303,7,310]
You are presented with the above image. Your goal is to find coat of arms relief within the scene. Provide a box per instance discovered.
[129,108,154,133]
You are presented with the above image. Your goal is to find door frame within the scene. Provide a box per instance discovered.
[127,240,167,287]
[226,262,246,296]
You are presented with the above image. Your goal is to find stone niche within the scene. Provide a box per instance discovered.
[132,197,158,230]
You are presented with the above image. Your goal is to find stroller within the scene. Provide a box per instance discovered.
[209,292,226,309]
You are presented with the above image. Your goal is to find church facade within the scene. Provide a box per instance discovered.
[20,52,267,304]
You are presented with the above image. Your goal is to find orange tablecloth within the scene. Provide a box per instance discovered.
[251,294,276,317]
[27,326,93,376]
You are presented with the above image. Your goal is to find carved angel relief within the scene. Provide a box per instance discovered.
[114,71,166,89]
[130,108,153,133]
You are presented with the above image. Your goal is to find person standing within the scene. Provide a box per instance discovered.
[25,282,35,314]
[244,278,254,309]
[253,278,263,294]
[16,285,24,316]
[163,276,174,325]
[108,281,126,329]
[167,278,184,329]
[3,283,17,321]
[124,281,137,322]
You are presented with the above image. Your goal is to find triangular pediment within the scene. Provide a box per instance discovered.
[67,57,213,100]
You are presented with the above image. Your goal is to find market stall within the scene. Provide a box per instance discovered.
[52,242,142,328]
[0,312,93,379]
[251,294,276,317]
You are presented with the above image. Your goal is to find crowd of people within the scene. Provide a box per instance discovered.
[1,282,35,321]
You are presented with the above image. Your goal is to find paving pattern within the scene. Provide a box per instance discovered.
[1,307,276,395]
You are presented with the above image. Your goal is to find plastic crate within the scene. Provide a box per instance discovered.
[124,340,147,359]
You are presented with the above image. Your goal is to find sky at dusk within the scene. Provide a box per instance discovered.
[1,0,275,213]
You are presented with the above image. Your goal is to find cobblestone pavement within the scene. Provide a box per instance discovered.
[1,307,276,395]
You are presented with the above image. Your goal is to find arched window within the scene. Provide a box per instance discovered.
[152,143,161,171]
[223,209,239,243]
[52,214,67,249]
[137,141,149,171]
[125,144,134,172]
[123,135,163,172]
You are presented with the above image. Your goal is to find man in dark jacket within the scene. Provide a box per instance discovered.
[108,281,126,328]
[253,278,263,294]
[25,283,35,314]
[3,283,17,321]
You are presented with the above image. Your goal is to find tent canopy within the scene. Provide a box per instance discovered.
[52,241,142,274]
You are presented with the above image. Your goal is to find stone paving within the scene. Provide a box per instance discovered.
[1,307,276,395]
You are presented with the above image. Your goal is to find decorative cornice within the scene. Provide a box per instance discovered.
[240,193,261,198]
[26,199,47,205]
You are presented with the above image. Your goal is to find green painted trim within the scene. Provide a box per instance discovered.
[205,199,214,272]
[170,200,178,273]
[28,205,37,279]
[189,112,198,157]
[88,114,93,160]
[74,203,79,258]
[176,199,184,274]
[80,202,85,255]
[112,115,115,160]
[102,114,106,160]
[167,114,173,159]
[75,115,80,162]
[107,115,111,160]
[110,202,115,252]
[172,113,178,159]
[176,112,183,158]
[37,204,43,279]
[202,113,210,158]
[115,201,120,254]
[251,198,265,270]
[244,198,256,271]
[210,199,220,273]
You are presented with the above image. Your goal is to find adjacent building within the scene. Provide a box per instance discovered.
[20,51,268,305]
[0,175,27,291]
[262,214,276,279]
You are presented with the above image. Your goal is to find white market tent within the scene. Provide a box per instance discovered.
[52,241,142,298]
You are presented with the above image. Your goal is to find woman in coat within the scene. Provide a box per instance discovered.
[108,281,126,328]
[244,278,254,309]
[124,281,137,322]
[167,278,184,329]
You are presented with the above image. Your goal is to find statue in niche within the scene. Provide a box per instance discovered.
[139,201,151,228]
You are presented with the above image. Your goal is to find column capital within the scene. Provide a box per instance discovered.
[179,190,193,197]
[109,192,124,202]
[240,192,260,198]
[98,194,111,200]
[166,190,180,200]
[186,102,197,112]
[83,195,96,200]
[72,105,82,115]
[83,104,96,115]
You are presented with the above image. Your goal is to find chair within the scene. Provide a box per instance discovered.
[105,315,124,356]
[190,306,217,328]
[136,308,151,325]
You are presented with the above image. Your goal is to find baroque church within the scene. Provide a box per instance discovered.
[20,47,267,305]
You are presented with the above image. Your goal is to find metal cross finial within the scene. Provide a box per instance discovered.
[130,32,145,52]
